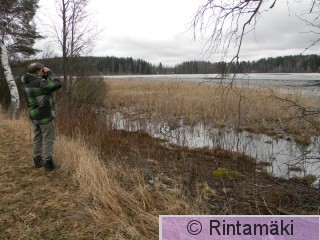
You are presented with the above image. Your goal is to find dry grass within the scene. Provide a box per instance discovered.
[0,114,92,239]
[0,110,200,239]
[54,108,206,238]
[106,79,320,143]
[55,136,160,239]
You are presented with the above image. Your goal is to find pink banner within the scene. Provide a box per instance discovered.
[160,216,319,240]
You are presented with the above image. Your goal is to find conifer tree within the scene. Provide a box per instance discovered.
[0,0,41,115]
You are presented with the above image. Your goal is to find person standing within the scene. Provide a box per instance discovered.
[21,62,62,171]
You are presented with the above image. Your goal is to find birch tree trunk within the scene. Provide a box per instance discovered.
[0,41,20,116]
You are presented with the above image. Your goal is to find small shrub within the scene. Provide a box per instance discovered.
[212,167,244,181]
[257,161,272,167]
[71,76,109,107]
[197,182,217,199]
[289,175,317,185]
[288,166,303,172]
[271,190,281,197]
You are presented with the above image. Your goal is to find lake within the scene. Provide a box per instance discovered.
[104,73,320,97]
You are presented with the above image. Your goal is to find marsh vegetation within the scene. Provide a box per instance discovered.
[2,77,319,239]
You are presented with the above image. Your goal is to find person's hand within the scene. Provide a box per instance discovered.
[42,67,50,73]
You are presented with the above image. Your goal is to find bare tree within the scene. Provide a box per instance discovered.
[52,0,100,95]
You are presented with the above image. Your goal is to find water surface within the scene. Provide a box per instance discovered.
[108,112,320,185]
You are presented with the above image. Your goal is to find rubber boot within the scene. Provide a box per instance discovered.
[44,157,57,171]
[33,156,43,168]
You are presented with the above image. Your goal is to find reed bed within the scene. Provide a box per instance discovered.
[106,79,320,144]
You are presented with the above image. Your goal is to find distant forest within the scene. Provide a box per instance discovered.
[175,54,320,74]
[22,54,320,75]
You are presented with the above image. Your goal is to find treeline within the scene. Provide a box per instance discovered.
[14,54,320,76]
[18,56,156,75]
[174,61,226,74]
[237,54,320,73]
[76,56,154,75]
[175,55,320,74]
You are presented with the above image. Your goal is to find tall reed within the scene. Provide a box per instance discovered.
[106,79,320,143]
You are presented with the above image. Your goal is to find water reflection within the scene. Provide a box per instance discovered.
[107,112,320,184]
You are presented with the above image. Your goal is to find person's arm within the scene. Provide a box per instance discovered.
[40,67,62,93]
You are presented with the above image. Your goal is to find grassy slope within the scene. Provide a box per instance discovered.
[0,119,101,239]
[0,114,161,239]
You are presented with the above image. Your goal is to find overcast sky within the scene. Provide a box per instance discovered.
[35,0,319,66]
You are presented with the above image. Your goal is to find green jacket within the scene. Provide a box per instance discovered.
[21,71,62,125]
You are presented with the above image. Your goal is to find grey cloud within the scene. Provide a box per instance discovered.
[85,1,320,65]
[93,33,202,66]
[226,1,320,61]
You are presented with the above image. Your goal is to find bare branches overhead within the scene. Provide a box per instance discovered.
[192,0,268,62]
[192,0,319,64]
